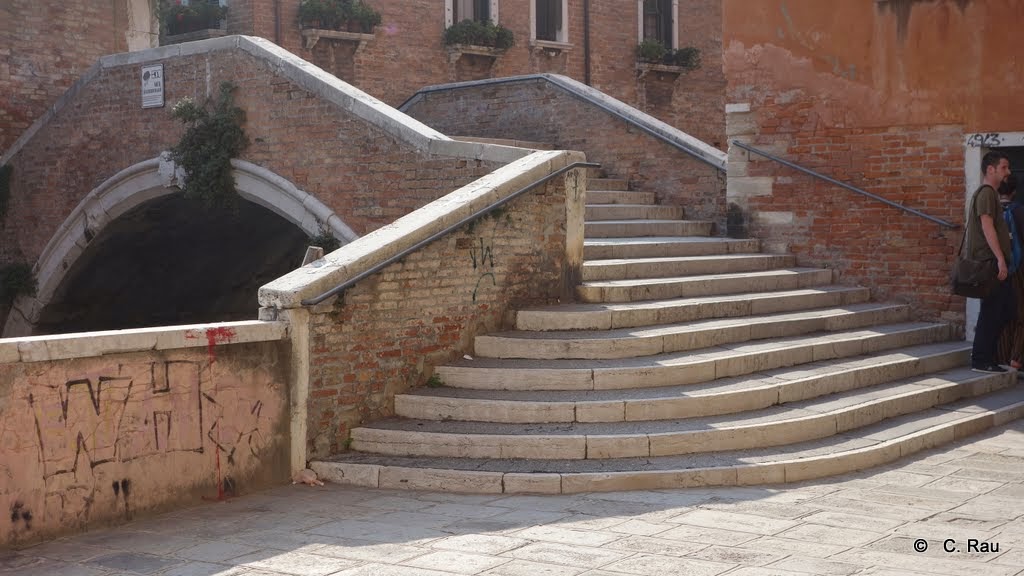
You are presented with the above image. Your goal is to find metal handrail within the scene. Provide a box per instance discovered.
[400,75,726,172]
[301,161,601,306]
[732,140,958,229]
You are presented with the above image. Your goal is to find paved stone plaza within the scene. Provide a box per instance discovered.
[4,421,1024,576]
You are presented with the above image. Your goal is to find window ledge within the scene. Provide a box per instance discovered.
[529,39,573,53]
[636,62,694,78]
[301,28,375,51]
[446,43,507,63]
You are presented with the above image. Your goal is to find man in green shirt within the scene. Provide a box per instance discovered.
[970,151,1014,373]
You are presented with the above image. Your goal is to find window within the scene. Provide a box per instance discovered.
[533,0,566,43]
[638,0,677,48]
[446,0,499,26]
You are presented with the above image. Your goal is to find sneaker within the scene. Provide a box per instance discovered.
[971,363,1008,374]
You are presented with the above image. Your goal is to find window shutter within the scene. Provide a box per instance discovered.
[476,0,490,22]
[659,0,673,45]
[537,0,559,41]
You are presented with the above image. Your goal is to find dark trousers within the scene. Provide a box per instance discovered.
[973,279,1016,366]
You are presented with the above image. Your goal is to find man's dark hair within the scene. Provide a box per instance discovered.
[999,174,1018,197]
[983,151,1010,175]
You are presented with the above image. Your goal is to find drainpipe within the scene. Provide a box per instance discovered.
[274,0,282,44]
[583,0,591,85]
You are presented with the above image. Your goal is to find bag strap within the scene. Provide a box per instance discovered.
[958,189,980,258]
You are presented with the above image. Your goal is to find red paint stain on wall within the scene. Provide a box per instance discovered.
[185,326,238,362]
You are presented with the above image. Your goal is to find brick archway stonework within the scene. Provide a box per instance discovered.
[1,155,358,337]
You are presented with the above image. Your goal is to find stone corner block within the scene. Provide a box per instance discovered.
[311,461,380,488]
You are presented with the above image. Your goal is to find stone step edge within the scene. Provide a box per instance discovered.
[475,303,909,360]
[353,371,1012,460]
[312,399,1024,494]
[395,345,970,423]
[515,286,870,331]
[436,322,952,391]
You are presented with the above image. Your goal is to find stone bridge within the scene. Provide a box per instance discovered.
[0,35,530,337]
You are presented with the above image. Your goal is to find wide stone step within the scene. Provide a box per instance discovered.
[578,268,834,303]
[317,387,1024,493]
[435,322,951,391]
[587,190,656,205]
[585,220,714,238]
[589,178,629,191]
[585,204,683,221]
[585,236,760,259]
[517,286,871,331]
[582,254,797,281]
[475,303,909,360]
[397,342,971,423]
[355,368,1014,459]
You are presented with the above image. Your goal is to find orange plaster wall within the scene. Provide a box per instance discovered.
[724,0,1024,132]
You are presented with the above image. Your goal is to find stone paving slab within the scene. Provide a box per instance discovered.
[4,422,1024,576]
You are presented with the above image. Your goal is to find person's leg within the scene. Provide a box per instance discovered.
[973,280,1013,371]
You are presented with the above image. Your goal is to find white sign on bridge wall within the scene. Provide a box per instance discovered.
[141,64,164,109]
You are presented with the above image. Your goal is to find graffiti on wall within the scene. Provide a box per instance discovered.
[2,350,280,539]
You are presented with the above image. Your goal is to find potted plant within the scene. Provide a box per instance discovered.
[348,1,382,33]
[163,0,227,37]
[299,0,380,32]
[444,19,514,50]
[637,39,702,70]
[637,38,668,64]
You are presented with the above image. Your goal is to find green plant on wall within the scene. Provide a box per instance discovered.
[0,263,36,305]
[637,38,701,70]
[160,0,227,36]
[298,0,381,32]
[444,19,514,49]
[169,81,249,209]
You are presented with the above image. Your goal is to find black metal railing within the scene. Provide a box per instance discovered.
[732,140,958,229]
[301,160,601,306]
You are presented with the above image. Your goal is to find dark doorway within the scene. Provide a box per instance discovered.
[36,194,312,334]
[999,146,1024,202]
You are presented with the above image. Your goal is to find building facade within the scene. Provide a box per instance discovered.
[723,0,1024,326]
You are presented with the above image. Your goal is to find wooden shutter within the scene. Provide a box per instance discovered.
[475,0,490,22]
[659,0,673,46]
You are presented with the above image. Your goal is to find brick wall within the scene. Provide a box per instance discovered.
[303,173,577,458]
[404,77,726,228]
[0,0,128,153]
[720,0,1019,326]
[222,0,725,148]
[0,323,290,547]
[729,112,963,324]
[0,45,497,273]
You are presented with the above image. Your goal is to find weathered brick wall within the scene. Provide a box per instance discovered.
[0,45,497,272]
[223,0,725,148]
[0,324,290,547]
[729,113,963,324]
[0,0,129,153]
[721,0,1021,325]
[404,78,726,228]
[306,175,573,458]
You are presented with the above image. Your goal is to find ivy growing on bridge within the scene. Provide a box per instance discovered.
[0,263,36,305]
[170,82,249,209]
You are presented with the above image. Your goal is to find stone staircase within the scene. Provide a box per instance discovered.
[314,167,1024,494]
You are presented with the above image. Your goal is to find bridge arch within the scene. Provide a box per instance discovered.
[2,156,357,337]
